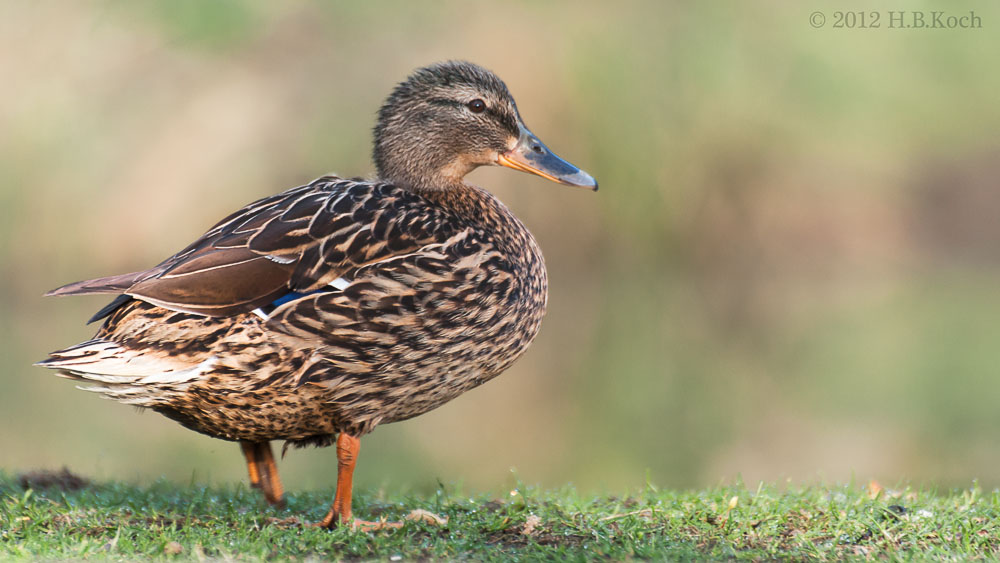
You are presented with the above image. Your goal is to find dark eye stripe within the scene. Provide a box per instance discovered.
[427,98,464,109]
[486,108,519,135]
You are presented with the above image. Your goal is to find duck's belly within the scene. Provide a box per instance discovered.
[167,321,541,443]
[152,383,341,442]
[161,309,542,442]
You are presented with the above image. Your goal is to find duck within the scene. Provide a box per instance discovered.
[37,61,597,529]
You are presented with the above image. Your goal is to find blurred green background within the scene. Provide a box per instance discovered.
[3,1,1000,495]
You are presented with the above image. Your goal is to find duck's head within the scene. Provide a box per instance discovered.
[373,61,597,193]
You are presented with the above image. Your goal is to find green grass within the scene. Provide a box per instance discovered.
[2,471,998,560]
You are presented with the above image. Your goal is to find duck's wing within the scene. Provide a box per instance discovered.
[48,176,459,319]
[267,235,507,353]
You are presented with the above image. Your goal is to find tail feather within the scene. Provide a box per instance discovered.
[87,294,134,324]
[36,339,216,405]
[45,270,154,297]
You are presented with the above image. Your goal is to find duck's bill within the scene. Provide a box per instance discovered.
[497,126,598,191]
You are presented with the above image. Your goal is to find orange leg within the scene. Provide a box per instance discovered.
[316,433,400,530]
[240,441,286,508]
[241,441,263,490]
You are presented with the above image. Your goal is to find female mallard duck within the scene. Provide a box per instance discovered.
[38,61,596,529]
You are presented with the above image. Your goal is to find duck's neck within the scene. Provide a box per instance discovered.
[419,183,542,262]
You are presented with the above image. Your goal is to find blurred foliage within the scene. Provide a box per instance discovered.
[2,0,999,494]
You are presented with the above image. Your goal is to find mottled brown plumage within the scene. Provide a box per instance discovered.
[38,61,596,529]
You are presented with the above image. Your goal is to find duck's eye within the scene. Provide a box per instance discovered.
[467,99,486,113]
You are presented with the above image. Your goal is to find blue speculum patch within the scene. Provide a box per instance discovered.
[256,289,328,318]
[270,290,323,308]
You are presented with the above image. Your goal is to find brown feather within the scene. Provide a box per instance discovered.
[45,270,155,297]
[128,250,295,316]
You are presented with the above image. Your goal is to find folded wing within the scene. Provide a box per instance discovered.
[47,177,460,319]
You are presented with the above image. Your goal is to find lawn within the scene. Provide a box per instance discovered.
[1,470,998,560]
